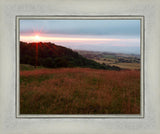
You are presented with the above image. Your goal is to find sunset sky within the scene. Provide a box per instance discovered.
[20,19,140,54]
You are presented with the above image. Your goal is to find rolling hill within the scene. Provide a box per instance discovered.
[20,41,121,70]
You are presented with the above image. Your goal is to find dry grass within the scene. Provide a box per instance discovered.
[20,67,140,114]
[110,63,140,70]
[94,59,140,70]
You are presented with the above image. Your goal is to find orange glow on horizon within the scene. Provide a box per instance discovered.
[20,35,139,43]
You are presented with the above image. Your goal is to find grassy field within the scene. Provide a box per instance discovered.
[94,59,140,70]
[110,63,140,70]
[20,65,140,114]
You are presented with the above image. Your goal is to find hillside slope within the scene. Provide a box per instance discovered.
[20,41,120,70]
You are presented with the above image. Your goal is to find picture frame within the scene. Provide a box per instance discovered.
[16,15,144,118]
[0,0,160,134]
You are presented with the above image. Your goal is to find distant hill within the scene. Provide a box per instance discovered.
[20,41,121,70]
[74,50,140,59]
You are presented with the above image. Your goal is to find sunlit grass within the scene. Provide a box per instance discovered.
[20,67,140,114]
[94,59,140,70]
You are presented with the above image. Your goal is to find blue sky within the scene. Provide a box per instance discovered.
[20,19,140,54]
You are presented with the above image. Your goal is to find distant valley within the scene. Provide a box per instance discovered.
[74,50,140,70]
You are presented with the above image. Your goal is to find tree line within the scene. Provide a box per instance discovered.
[20,41,121,70]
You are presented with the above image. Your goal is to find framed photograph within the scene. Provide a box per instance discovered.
[16,16,144,118]
[0,0,160,134]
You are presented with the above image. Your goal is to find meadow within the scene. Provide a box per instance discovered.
[20,64,140,114]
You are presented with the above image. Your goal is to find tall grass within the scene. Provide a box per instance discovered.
[20,68,140,114]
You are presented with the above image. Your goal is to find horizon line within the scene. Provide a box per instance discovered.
[20,41,140,55]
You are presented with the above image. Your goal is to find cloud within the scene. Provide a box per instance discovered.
[20,19,140,54]
[20,20,140,37]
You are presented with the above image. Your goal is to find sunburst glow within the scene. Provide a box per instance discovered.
[34,35,41,42]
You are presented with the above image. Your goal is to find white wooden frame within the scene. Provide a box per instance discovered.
[0,0,160,134]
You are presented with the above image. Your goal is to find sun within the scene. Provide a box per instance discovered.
[34,35,40,42]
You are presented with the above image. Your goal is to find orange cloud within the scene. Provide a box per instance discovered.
[20,35,139,43]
